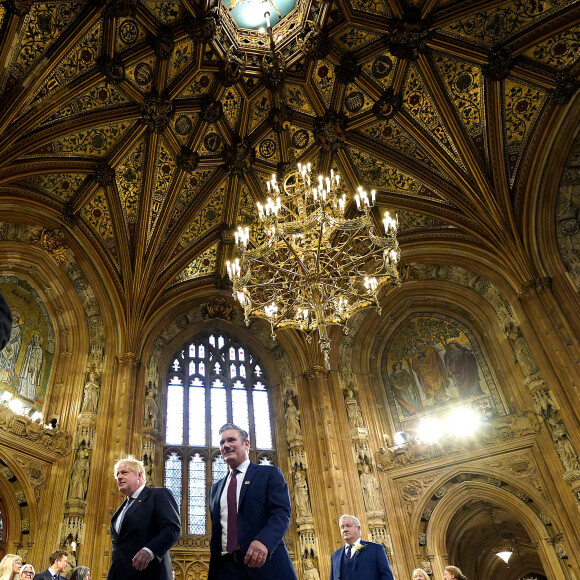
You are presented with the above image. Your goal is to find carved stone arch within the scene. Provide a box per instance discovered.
[406,462,556,539]
[0,451,41,558]
[424,481,566,579]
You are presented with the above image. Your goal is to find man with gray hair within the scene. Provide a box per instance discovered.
[330,514,394,580]
[107,456,181,580]
[208,423,297,580]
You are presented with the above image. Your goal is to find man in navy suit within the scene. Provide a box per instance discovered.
[330,514,394,580]
[32,550,68,580]
[107,456,181,580]
[208,423,298,580]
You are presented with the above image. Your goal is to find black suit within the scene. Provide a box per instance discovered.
[107,486,181,580]
[33,571,62,580]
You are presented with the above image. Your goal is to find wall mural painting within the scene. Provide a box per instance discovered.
[383,314,506,435]
[0,278,54,410]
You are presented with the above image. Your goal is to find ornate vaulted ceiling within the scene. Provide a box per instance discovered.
[0,0,578,347]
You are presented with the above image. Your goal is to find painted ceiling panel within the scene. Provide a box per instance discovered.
[23,173,87,203]
[38,83,130,127]
[334,26,382,52]
[126,55,156,94]
[116,138,145,244]
[115,17,148,52]
[432,52,488,166]
[13,2,89,77]
[23,21,102,114]
[173,243,219,284]
[148,140,178,243]
[25,120,133,158]
[439,0,565,47]
[523,27,580,70]
[0,0,575,320]
[504,78,548,185]
[168,38,196,84]
[80,189,119,267]
[142,1,182,24]
[403,64,466,171]
[361,53,397,92]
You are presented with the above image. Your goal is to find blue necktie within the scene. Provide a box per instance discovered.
[346,545,352,559]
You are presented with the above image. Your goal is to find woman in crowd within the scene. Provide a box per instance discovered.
[69,566,90,580]
[443,566,467,580]
[19,564,35,580]
[412,569,430,580]
[0,554,23,580]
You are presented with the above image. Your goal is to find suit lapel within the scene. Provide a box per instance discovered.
[238,462,256,507]
[119,487,150,536]
[352,541,366,570]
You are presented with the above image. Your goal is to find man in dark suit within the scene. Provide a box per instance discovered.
[107,456,181,580]
[33,550,68,580]
[208,423,298,580]
[330,514,394,580]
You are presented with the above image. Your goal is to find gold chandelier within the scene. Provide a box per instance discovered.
[226,162,400,368]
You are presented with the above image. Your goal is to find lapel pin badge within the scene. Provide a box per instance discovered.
[245,481,250,484]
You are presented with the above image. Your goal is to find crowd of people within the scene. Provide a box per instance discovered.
[1,426,469,580]
[0,552,90,580]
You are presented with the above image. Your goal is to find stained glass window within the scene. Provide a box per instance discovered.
[163,331,276,536]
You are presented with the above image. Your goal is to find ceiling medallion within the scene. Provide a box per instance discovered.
[227,164,401,368]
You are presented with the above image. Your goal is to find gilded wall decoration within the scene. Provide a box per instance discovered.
[256,130,280,163]
[395,210,455,233]
[382,313,505,434]
[149,141,178,243]
[358,119,448,178]
[167,168,219,236]
[350,0,389,16]
[197,125,223,156]
[0,277,54,408]
[556,132,580,291]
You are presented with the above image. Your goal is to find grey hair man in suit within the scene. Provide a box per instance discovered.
[330,514,394,580]
[32,550,68,580]
[107,456,181,580]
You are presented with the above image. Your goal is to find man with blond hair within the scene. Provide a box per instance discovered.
[107,456,181,580]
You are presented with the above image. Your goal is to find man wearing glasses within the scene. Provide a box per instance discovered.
[33,550,68,580]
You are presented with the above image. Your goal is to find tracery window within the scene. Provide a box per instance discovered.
[163,331,276,535]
